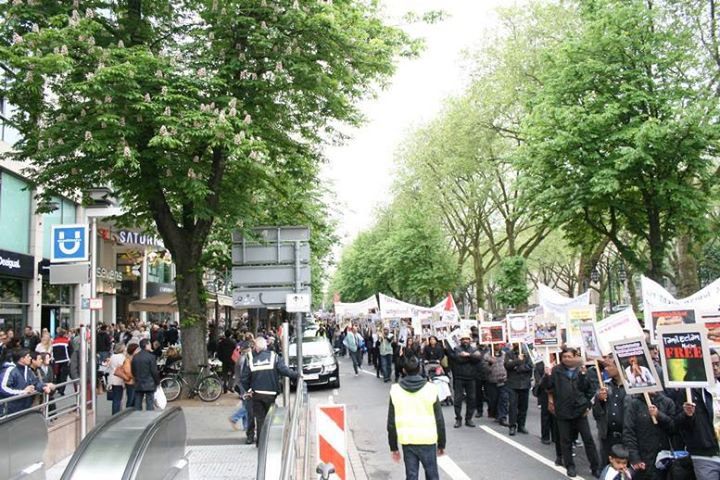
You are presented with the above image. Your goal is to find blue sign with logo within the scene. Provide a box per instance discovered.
[51,224,89,263]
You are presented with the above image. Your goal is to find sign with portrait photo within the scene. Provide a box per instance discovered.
[507,314,532,344]
[480,322,506,345]
[533,311,560,347]
[566,306,596,347]
[580,322,603,360]
[657,324,714,389]
[610,337,662,395]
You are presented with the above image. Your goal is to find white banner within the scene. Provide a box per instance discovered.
[595,307,644,355]
[538,284,591,316]
[334,295,379,317]
[378,293,435,320]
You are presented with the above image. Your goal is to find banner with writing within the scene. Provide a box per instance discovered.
[657,324,714,389]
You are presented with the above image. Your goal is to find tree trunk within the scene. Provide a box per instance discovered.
[174,256,208,383]
[647,210,665,282]
[675,232,700,297]
[473,253,486,311]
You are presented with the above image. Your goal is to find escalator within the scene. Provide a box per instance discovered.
[0,410,47,480]
[60,407,189,480]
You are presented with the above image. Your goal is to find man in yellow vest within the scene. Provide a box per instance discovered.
[387,356,446,480]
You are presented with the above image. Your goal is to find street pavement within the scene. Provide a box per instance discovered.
[317,355,596,480]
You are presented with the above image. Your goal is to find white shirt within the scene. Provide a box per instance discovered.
[108,353,127,387]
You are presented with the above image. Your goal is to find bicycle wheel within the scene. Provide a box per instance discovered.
[160,376,182,402]
[197,376,222,402]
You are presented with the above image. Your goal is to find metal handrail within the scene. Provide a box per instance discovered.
[0,378,82,422]
[280,378,307,480]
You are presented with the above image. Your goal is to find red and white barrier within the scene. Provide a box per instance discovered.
[316,404,347,480]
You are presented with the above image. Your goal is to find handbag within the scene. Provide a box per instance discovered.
[114,366,130,382]
[106,385,113,401]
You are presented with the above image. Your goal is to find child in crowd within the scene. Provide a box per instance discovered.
[599,444,633,480]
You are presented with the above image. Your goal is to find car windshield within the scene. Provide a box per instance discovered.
[289,339,331,357]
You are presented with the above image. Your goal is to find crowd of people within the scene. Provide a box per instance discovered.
[326,319,716,480]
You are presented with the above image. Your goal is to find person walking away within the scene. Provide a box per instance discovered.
[624,391,677,480]
[131,339,160,411]
[388,356,446,480]
[592,355,627,469]
[218,330,237,393]
[51,328,72,395]
[504,344,533,436]
[123,343,138,408]
[447,332,481,428]
[674,348,720,479]
[379,328,395,383]
[96,324,113,365]
[343,326,363,376]
[229,339,254,443]
[240,337,299,446]
[108,344,128,415]
[541,346,600,478]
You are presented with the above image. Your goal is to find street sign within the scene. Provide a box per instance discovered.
[231,226,310,244]
[89,298,103,310]
[232,264,311,287]
[49,262,90,284]
[51,224,89,263]
[81,298,90,310]
[233,287,311,308]
[231,243,310,265]
[286,293,311,313]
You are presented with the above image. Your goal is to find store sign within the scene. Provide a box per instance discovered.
[117,230,164,248]
[0,249,34,279]
[96,267,123,282]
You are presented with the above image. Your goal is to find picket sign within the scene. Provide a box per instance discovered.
[317,404,347,480]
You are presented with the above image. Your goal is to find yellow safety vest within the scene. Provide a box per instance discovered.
[390,383,438,446]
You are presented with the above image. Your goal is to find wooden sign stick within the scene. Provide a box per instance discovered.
[643,392,658,425]
[594,359,604,387]
[686,388,693,405]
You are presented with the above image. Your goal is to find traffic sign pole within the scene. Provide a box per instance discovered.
[89,217,97,425]
[294,241,303,371]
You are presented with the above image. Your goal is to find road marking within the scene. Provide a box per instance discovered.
[480,426,585,479]
[437,455,471,480]
[360,368,377,377]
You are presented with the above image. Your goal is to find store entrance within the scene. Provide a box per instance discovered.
[41,306,62,337]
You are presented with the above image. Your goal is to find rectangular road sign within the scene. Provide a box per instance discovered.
[231,243,310,266]
[51,224,89,263]
[232,264,310,287]
[233,287,311,308]
[231,226,310,244]
[49,262,90,284]
[286,293,311,312]
[89,298,103,310]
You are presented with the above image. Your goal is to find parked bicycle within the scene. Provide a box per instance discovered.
[159,363,223,402]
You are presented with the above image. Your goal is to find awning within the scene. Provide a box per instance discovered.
[129,292,235,313]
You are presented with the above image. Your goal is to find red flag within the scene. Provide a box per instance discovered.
[443,293,455,311]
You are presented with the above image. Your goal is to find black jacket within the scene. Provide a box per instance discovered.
[387,374,446,451]
[447,344,481,380]
[166,327,179,346]
[674,388,719,457]
[475,348,492,381]
[624,393,676,468]
[504,350,533,390]
[240,349,298,397]
[217,337,237,365]
[131,350,160,392]
[422,343,445,363]
[96,331,112,353]
[592,379,626,440]
[542,364,593,420]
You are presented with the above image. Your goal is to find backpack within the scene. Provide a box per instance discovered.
[231,345,242,364]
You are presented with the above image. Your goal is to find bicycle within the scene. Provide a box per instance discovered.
[159,363,223,402]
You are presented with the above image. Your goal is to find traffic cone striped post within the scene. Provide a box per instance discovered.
[316,404,347,480]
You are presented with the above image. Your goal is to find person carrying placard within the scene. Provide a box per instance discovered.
[592,355,627,470]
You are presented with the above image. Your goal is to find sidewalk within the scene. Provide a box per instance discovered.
[46,393,258,480]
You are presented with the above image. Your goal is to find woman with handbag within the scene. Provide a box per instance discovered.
[109,344,128,415]
[123,343,139,408]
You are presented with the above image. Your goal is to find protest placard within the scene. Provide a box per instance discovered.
[433,320,450,340]
[650,307,696,342]
[657,324,714,389]
[698,309,720,348]
[610,337,662,395]
[507,313,532,344]
[595,308,644,355]
[480,322,506,345]
[566,306,596,347]
[580,322,603,360]
[533,311,560,347]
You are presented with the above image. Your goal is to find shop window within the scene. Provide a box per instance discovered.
[0,277,25,303]
[0,170,31,254]
[42,282,72,306]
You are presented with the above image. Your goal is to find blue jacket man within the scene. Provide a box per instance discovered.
[0,349,48,415]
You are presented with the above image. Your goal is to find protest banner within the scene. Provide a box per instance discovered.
[432,320,450,340]
[595,308,644,355]
[657,324,714,389]
[507,313,532,344]
[480,322,506,345]
[697,309,720,348]
[334,294,379,317]
[460,319,478,333]
[533,310,560,347]
[580,322,603,360]
[566,306,596,347]
[445,326,464,350]
[610,337,662,395]
[538,284,591,316]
